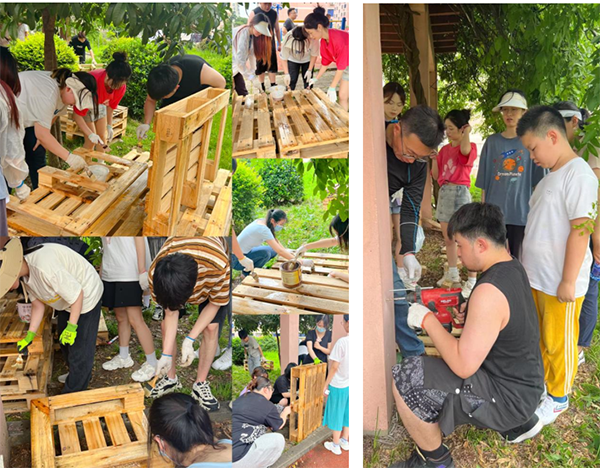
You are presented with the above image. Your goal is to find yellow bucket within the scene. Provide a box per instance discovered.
[281,260,302,288]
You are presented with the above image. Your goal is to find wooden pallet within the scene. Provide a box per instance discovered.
[61,105,128,140]
[144,88,231,236]
[418,328,462,357]
[30,384,173,468]
[272,252,349,277]
[289,363,326,443]
[232,268,349,315]
[232,88,349,159]
[0,295,52,356]
[7,149,149,236]
[78,63,104,72]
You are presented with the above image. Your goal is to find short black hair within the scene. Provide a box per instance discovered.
[239,329,248,340]
[288,8,297,15]
[444,109,471,129]
[284,362,297,380]
[383,82,406,106]
[400,104,445,150]
[447,202,507,247]
[343,314,349,322]
[516,105,568,139]
[153,253,197,311]
[147,64,180,101]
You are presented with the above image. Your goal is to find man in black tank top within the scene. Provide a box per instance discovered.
[388,203,544,468]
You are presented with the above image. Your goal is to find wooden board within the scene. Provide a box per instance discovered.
[289,363,327,443]
[232,88,349,159]
[418,328,463,357]
[272,252,349,276]
[0,295,51,355]
[31,384,173,468]
[232,268,349,315]
[61,105,128,140]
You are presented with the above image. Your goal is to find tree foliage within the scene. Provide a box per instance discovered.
[9,32,78,71]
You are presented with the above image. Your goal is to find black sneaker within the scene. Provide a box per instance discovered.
[500,414,544,444]
[148,375,182,398]
[389,447,454,468]
[192,381,220,412]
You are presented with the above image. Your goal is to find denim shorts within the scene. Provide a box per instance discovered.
[83,104,107,123]
[436,184,471,223]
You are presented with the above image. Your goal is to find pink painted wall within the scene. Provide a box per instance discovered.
[279,315,300,375]
[363,4,398,435]
[0,400,9,467]
[331,314,346,347]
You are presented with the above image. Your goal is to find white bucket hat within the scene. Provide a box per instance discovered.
[492,91,528,113]
[0,238,23,299]
[254,21,272,37]
[66,76,95,111]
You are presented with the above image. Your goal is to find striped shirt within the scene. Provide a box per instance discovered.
[148,237,230,306]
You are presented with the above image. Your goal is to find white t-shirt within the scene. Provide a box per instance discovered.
[17,71,67,129]
[280,32,319,64]
[17,23,30,41]
[522,157,598,298]
[238,220,275,254]
[101,237,151,282]
[329,335,349,388]
[23,243,104,314]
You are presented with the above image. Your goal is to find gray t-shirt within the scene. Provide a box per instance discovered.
[283,18,295,32]
[475,133,546,226]
[237,220,274,254]
[243,336,261,358]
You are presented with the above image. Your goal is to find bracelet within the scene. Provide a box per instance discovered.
[161,353,172,357]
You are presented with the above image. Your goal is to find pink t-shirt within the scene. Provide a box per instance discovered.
[74,69,126,116]
[320,29,349,71]
[435,142,477,187]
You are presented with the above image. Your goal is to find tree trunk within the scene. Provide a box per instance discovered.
[42,7,62,169]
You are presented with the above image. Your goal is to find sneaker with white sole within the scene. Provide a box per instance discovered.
[152,305,164,321]
[324,441,342,455]
[535,395,569,426]
[131,361,156,382]
[102,354,134,371]
[461,281,476,299]
[501,414,544,443]
[212,347,232,371]
[339,438,349,451]
[148,375,182,398]
[58,372,69,384]
[578,350,585,366]
[192,381,220,411]
[397,268,417,291]
[437,271,461,288]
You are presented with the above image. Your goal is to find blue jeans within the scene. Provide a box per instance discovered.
[393,260,424,357]
[579,278,599,347]
[231,245,278,272]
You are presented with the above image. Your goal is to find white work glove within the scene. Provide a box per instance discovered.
[261,355,266,362]
[304,69,313,82]
[301,259,315,269]
[106,124,114,143]
[136,124,150,140]
[283,74,291,87]
[88,133,104,146]
[66,153,89,172]
[403,254,422,283]
[14,183,31,200]
[239,256,255,272]
[180,336,196,367]
[308,77,318,89]
[138,271,149,291]
[295,244,308,258]
[155,354,173,377]
[407,303,432,330]
[327,87,337,103]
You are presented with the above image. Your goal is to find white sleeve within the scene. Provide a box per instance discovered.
[0,96,29,188]
[233,27,253,79]
[329,339,346,364]
[565,171,598,221]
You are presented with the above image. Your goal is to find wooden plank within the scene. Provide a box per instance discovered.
[57,422,82,455]
[240,275,348,302]
[232,297,322,315]
[38,166,109,193]
[127,411,148,442]
[31,399,57,468]
[203,184,231,236]
[276,255,349,268]
[82,417,107,450]
[248,268,348,289]
[105,412,131,446]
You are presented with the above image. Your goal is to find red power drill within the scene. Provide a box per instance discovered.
[407,286,466,333]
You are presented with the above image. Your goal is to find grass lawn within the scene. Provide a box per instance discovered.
[233,349,281,397]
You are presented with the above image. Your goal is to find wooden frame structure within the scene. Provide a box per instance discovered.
[272,252,349,277]
[31,384,173,468]
[61,105,128,141]
[232,88,349,159]
[289,363,327,443]
[232,268,349,315]
[144,88,231,236]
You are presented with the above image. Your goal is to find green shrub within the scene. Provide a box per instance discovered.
[10,33,78,72]
[258,334,278,352]
[233,161,265,231]
[256,160,304,207]
[470,175,482,202]
[100,37,163,119]
[232,337,245,366]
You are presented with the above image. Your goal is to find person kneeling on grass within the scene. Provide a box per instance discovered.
[232,376,291,468]
[388,203,544,468]
[148,237,230,412]
[322,314,349,455]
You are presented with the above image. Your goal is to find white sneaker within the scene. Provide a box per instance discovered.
[539,384,547,404]
[212,347,232,370]
[58,372,69,383]
[461,280,476,299]
[102,354,134,371]
[578,350,585,366]
[535,395,569,426]
[324,441,342,455]
[339,438,349,451]
[131,362,156,382]
[397,267,417,291]
[437,271,461,288]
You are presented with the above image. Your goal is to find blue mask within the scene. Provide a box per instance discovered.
[275,225,284,232]
[316,326,326,333]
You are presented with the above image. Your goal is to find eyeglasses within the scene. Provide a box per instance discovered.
[399,125,437,164]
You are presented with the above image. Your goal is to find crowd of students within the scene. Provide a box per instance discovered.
[384,83,599,468]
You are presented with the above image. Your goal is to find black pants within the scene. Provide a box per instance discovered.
[57,299,101,394]
[234,73,248,97]
[289,61,311,90]
[506,224,525,261]
[24,126,46,190]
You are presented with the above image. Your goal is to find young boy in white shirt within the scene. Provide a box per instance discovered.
[518,106,598,426]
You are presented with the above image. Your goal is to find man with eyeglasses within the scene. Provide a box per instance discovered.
[385,104,445,358]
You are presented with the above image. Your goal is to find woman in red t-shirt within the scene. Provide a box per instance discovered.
[303,7,349,110]
[73,52,131,152]
[431,109,478,296]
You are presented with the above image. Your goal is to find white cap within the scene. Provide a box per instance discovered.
[254,21,272,37]
[492,91,528,112]
[558,109,582,121]
[66,76,95,111]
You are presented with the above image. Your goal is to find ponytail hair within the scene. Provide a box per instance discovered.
[247,376,273,392]
[52,68,99,116]
[265,209,287,238]
[329,214,349,252]
[0,47,21,128]
[304,6,329,30]
[250,12,273,68]
[290,26,309,57]
[444,109,471,130]
[553,101,590,131]
[105,51,132,85]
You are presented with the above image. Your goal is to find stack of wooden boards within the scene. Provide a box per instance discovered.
[7,148,150,236]
[289,363,327,443]
[30,384,173,468]
[144,87,232,236]
[418,328,463,356]
[61,105,128,141]
[0,294,53,414]
[272,252,349,277]
[232,88,349,159]
[232,268,349,315]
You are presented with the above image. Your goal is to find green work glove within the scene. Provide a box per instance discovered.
[17,331,36,352]
[313,358,321,365]
[59,322,78,346]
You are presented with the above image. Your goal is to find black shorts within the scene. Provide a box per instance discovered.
[256,44,278,75]
[102,281,143,309]
[178,298,228,326]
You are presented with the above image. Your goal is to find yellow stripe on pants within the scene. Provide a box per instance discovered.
[531,289,583,398]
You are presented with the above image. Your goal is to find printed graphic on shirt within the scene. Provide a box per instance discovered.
[492,148,525,181]
[442,158,457,180]
[239,423,268,444]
